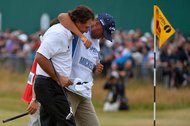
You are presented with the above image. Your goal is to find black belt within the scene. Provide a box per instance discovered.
[36,75,51,80]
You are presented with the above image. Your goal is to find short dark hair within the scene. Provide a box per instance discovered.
[68,5,94,24]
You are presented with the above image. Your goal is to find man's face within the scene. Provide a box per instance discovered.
[75,19,93,33]
[91,19,104,39]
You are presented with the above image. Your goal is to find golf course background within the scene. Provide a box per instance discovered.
[0,69,190,126]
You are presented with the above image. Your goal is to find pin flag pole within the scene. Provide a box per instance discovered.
[153,34,157,126]
[153,5,158,126]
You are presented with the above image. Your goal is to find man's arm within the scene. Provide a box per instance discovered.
[93,63,104,75]
[58,13,92,48]
[35,53,72,87]
[27,80,39,115]
[36,53,59,82]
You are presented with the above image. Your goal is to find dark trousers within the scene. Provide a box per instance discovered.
[34,75,76,126]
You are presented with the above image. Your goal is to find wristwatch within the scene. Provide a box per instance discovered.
[31,98,38,103]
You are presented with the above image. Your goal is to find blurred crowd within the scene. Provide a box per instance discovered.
[0,29,44,61]
[100,29,190,89]
[0,29,44,72]
[101,29,190,111]
[0,28,190,89]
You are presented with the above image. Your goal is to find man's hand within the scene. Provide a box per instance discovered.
[81,36,92,49]
[58,75,73,87]
[27,100,39,115]
[94,63,104,74]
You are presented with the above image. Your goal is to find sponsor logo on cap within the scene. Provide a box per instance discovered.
[100,19,105,26]
[109,27,115,31]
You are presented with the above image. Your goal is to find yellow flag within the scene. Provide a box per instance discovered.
[154,5,175,48]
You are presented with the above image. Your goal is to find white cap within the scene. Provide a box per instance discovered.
[140,36,147,43]
[110,71,119,78]
[18,34,28,42]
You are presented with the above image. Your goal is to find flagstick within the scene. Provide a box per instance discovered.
[153,4,175,125]
[153,34,157,126]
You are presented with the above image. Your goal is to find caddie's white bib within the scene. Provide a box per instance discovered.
[67,31,100,99]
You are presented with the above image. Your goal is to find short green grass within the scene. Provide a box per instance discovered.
[1,108,190,126]
[98,108,190,126]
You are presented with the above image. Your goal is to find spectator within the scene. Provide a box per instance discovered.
[103,71,129,112]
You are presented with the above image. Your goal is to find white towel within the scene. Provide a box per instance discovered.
[67,78,93,99]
